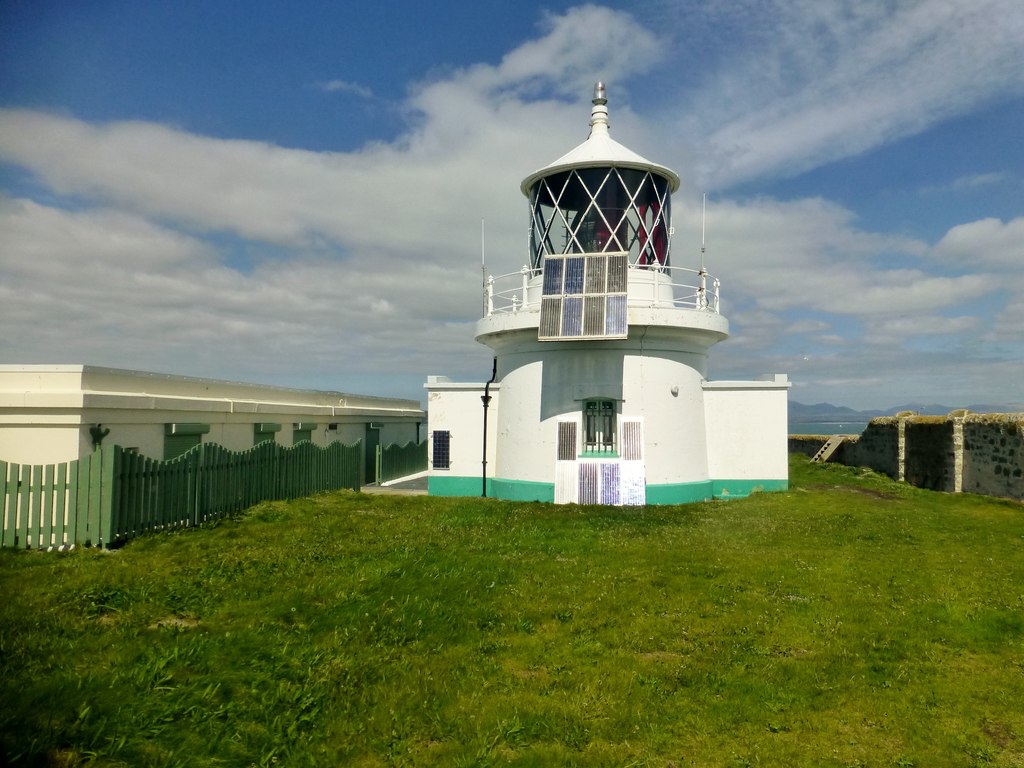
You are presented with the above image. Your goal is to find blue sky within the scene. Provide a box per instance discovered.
[1,0,1022,409]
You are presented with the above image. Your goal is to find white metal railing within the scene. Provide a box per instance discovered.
[483,263,721,316]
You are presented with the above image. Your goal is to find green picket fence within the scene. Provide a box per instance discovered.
[378,440,428,484]
[1,440,364,550]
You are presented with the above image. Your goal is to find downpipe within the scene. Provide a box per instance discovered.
[481,357,497,497]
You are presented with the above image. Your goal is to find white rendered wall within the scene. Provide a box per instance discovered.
[330,422,370,448]
[491,338,716,487]
[704,377,791,482]
[621,351,710,485]
[424,378,499,481]
[0,425,82,466]
[0,365,423,464]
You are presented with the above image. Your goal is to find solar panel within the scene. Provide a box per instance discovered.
[561,296,583,336]
[621,419,643,461]
[557,421,578,461]
[600,463,621,505]
[583,296,605,336]
[578,462,599,504]
[542,258,563,293]
[538,252,629,341]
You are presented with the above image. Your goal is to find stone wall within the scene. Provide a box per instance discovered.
[788,436,829,458]
[962,415,1024,499]
[904,417,957,492]
[843,417,901,479]
[792,411,1024,501]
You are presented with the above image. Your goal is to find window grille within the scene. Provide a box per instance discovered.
[583,400,616,453]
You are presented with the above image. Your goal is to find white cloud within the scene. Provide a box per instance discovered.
[949,172,1011,190]
[676,196,991,316]
[932,217,1024,267]
[663,0,1024,187]
[317,79,374,98]
[451,5,661,99]
[862,314,981,345]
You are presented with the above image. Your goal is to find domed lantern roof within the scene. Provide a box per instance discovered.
[520,83,680,196]
[521,83,680,270]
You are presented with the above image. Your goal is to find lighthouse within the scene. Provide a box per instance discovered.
[426,84,790,505]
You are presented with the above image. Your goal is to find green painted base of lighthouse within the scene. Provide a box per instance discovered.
[428,475,787,504]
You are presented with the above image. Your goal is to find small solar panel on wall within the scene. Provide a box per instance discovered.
[621,419,646,504]
[600,463,621,505]
[555,461,578,504]
[621,462,646,505]
[431,430,451,469]
[555,421,579,503]
[578,462,600,504]
[557,421,578,461]
[621,419,644,461]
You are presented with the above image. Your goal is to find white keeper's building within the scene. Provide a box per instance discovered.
[425,84,789,505]
[0,365,423,483]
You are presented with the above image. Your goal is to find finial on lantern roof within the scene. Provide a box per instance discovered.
[520,81,680,196]
[589,81,609,137]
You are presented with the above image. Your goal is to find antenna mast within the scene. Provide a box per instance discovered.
[700,193,706,273]
[698,194,709,309]
[481,218,487,316]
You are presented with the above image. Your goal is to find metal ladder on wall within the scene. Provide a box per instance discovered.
[811,435,846,463]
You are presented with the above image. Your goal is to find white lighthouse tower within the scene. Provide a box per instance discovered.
[426,84,790,504]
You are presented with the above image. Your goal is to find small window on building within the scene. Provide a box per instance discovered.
[431,430,451,469]
[164,423,210,460]
[254,423,281,446]
[583,400,616,455]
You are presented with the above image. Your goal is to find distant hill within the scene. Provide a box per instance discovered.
[789,401,1022,423]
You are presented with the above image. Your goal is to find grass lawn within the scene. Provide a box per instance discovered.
[2,456,1023,767]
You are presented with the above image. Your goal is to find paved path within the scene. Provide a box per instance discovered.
[360,474,428,495]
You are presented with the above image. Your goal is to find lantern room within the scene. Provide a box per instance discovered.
[523,83,678,268]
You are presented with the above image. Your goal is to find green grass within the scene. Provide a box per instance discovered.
[2,456,1023,767]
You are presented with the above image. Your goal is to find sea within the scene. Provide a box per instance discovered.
[789,422,869,436]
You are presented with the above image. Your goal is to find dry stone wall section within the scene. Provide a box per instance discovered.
[962,416,1024,500]
[791,412,1024,501]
